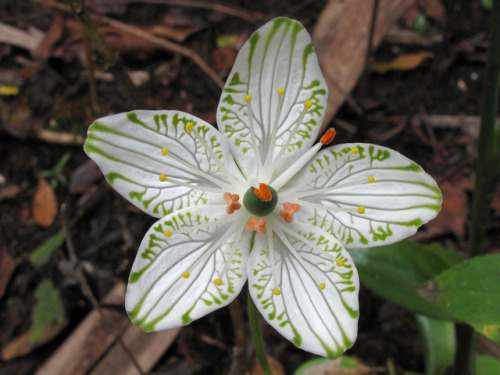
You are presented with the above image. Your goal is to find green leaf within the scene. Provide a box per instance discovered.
[416,254,500,344]
[348,240,462,320]
[29,230,65,267]
[29,279,66,343]
[293,356,377,375]
[476,355,500,375]
[416,315,455,375]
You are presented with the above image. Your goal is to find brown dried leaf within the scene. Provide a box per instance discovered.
[33,178,58,227]
[313,0,415,128]
[32,16,64,61]
[427,181,468,240]
[0,182,26,202]
[144,24,203,43]
[370,51,433,73]
[1,319,67,360]
[211,47,237,72]
[421,0,446,23]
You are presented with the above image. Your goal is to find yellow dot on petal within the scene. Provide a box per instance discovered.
[304,100,313,109]
[277,88,285,95]
[273,288,281,296]
[214,279,222,286]
[182,271,190,279]
[159,174,167,182]
[319,283,326,290]
[357,206,366,214]
[161,147,168,155]
[336,258,344,267]
[164,230,172,237]
[244,95,252,103]
[350,147,359,154]
[368,176,375,183]
[185,122,194,132]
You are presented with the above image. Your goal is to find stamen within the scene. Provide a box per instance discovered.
[271,141,323,190]
[254,183,272,202]
[275,227,325,291]
[213,225,245,285]
[295,199,365,214]
[320,128,337,145]
[244,94,263,173]
[264,88,286,169]
[245,217,267,235]
[223,192,241,214]
[267,232,280,296]
[187,122,245,186]
[181,225,244,282]
[159,146,234,189]
[292,176,377,198]
[163,213,238,238]
[271,100,314,170]
[279,202,300,223]
[276,221,340,265]
[158,174,223,193]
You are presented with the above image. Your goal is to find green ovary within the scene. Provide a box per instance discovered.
[243,185,278,216]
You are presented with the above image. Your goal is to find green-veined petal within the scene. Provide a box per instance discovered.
[84,110,243,218]
[126,206,250,331]
[248,219,359,358]
[281,143,442,248]
[218,17,328,180]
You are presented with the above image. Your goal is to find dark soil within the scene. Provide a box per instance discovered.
[0,1,497,374]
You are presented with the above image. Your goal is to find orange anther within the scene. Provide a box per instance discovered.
[254,183,272,202]
[279,202,300,223]
[320,128,337,145]
[245,217,267,235]
[223,192,241,214]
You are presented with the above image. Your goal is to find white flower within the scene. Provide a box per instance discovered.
[84,17,442,358]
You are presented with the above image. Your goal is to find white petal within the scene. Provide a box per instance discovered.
[126,207,250,331]
[282,143,442,248]
[217,17,328,179]
[248,219,359,357]
[84,110,244,218]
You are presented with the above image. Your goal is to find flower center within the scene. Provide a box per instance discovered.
[243,183,278,216]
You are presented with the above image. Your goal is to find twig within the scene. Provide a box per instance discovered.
[113,0,267,24]
[95,14,224,89]
[64,0,143,107]
[36,0,225,90]
[82,30,100,114]
[61,202,146,375]
[36,128,84,145]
